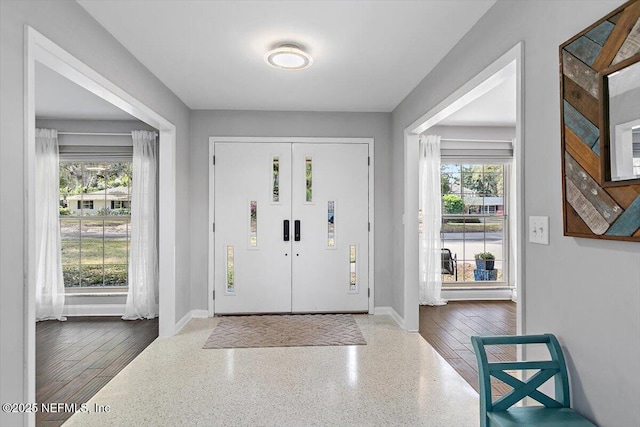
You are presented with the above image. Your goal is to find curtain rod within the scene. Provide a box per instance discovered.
[440,138,513,143]
[57,132,132,136]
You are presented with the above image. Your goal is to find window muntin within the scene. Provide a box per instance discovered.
[60,161,131,289]
[440,164,507,285]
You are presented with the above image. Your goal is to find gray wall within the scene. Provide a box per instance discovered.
[0,2,191,424]
[189,110,393,310]
[391,1,639,425]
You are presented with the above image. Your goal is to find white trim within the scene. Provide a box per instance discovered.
[441,288,514,301]
[406,57,517,136]
[26,27,178,424]
[209,137,375,317]
[174,309,210,335]
[374,306,406,330]
[402,42,525,339]
[62,304,125,317]
[191,309,209,318]
[174,310,193,335]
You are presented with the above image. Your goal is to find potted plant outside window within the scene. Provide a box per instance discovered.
[475,252,495,270]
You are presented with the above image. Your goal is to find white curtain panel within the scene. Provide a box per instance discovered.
[419,135,447,306]
[123,131,159,320]
[35,128,66,321]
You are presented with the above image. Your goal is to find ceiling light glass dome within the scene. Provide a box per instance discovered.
[265,45,313,70]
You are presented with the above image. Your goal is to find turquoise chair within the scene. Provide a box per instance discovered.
[471,334,596,427]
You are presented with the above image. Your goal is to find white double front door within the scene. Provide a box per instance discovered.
[214,142,369,314]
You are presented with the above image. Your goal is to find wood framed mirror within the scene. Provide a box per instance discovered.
[600,53,640,185]
[559,0,640,242]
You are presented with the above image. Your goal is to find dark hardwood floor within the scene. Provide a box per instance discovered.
[419,301,516,399]
[36,317,158,426]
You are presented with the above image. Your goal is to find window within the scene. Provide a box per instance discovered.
[110,200,130,209]
[60,162,132,289]
[77,200,94,210]
[440,163,508,285]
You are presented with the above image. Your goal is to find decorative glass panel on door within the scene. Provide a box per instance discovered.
[272,156,280,202]
[349,245,357,291]
[226,245,235,293]
[328,201,335,247]
[305,156,313,202]
[249,201,258,247]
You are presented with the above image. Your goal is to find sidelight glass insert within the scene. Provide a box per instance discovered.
[328,201,336,247]
[305,156,313,202]
[226,245,234,293]
[349,245,357,291]
[249,200,258,247]
[272,156,280,202]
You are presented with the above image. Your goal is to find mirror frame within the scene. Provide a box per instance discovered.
[559,0,640,242]
[599,52,640,186]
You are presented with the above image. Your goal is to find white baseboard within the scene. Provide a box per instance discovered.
[174,310,193,334]
[175,309,210,334]
[191,309,209,318]
[63,304,125,317]
[374,306,405,329]
[442,288,514,301]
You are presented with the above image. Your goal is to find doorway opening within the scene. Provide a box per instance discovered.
[26,27,177,422]
[402,42,524,333]
[407,42,524,394]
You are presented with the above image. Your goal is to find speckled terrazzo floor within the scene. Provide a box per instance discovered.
[63,315,479,427]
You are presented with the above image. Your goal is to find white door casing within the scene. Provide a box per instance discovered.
[211,138,372,315]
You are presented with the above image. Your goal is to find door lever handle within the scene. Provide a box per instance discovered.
[294,220,301,241]
[283,220,290,241]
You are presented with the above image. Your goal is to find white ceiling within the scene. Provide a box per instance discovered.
[36,62,136,120]
[77,0,496,112]
[438,61,516,127]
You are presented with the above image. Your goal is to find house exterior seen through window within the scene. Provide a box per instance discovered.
[59,162,132,288]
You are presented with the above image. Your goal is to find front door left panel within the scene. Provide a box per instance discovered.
[214,143,292,314]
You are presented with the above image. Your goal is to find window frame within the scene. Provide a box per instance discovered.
[440,162,511,287]
[59,159,132,293]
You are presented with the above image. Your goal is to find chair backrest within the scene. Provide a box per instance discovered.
[471,334,571,427]
[441,248,454,275]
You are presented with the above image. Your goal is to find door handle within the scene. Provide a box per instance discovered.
[294,220,301,241]
[283,220,290,241]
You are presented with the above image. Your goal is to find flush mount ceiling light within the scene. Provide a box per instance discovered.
[264,44,313,70]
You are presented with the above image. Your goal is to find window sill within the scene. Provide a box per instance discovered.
[442,284,513,290]
[65,291,128,297]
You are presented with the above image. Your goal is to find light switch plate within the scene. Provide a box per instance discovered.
[529,216,549,245]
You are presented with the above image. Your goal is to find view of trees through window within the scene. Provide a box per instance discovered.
[440,164,507,284]
[59,162,132,288]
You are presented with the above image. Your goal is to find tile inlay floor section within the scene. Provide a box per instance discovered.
[419,301,517,399]
[36,316,158,426]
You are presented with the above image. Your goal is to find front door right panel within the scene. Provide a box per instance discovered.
[291,143,369,312]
